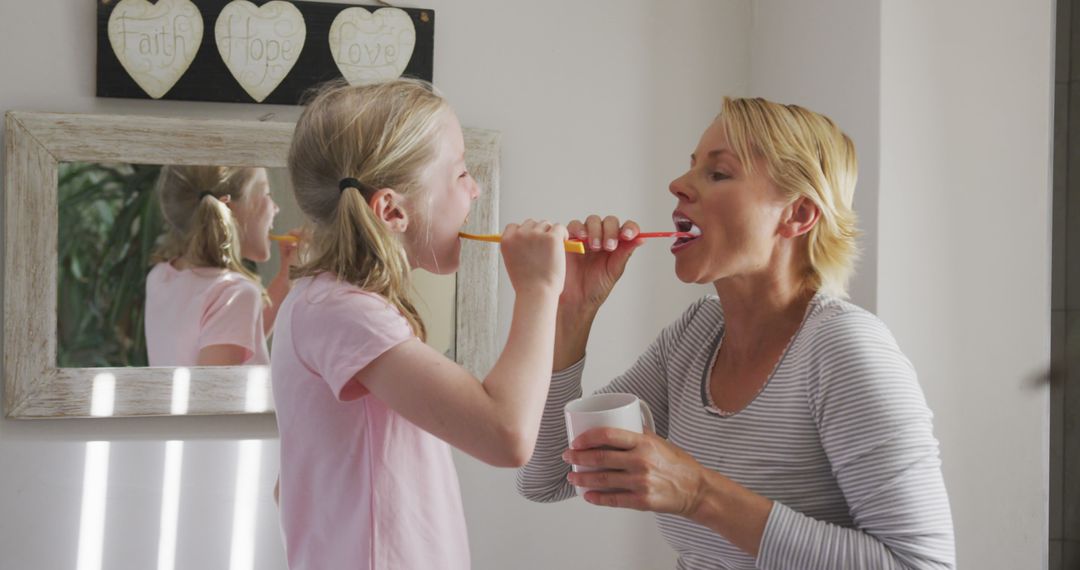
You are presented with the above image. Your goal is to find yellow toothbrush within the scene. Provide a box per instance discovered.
[273,232,586,254]
[459,232,586,254]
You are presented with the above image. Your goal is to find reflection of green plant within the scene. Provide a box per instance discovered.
[57,162,164,367]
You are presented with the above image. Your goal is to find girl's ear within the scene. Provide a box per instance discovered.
[370,188,409,233]
[778,196,820,239]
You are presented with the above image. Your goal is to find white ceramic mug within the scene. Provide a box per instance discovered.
[564,393,654,494]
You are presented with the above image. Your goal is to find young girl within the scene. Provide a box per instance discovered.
[145,165,297,366]
[272,79,567,569]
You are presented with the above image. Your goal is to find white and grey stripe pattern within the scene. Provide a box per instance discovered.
[517,294,955,569]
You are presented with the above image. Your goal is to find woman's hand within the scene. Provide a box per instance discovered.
[562,427,774,557]
[554,215,644,369]
[561,216,643,312]
[562,427,708,517]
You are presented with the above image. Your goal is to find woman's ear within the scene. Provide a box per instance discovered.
[779,196,820,239]
[370,188,409,233]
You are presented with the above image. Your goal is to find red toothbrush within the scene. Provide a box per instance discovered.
[635,232,696,239]
[570,231,696,242]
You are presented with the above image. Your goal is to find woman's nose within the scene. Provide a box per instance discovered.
[669,173,693,202]
[470,180,481,200]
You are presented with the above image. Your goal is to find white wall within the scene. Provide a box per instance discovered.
[748,0,880,312]
[751,2,1055,566]
[0,1,750,569]
[878,1,1054,568]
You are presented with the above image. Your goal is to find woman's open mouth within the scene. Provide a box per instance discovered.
[671,212,702,253]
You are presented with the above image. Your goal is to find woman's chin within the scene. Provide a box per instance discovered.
[673,259,697,283]
[675,262,719,286]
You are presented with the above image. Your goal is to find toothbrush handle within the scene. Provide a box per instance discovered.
[458,232,585,254]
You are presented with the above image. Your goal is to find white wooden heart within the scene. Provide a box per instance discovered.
[107,0,204,99]
[215,0,306,102]
[329,7,416,85]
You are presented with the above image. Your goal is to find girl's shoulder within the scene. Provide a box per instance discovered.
[148,261,243,293]
[286,274,414,346]
[291,273,404,318]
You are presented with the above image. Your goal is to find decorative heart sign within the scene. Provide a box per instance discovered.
[215,0,306,102]
[107,0,204,99]
[329,7,416,85]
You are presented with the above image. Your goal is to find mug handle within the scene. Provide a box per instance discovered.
[639,399,655,433]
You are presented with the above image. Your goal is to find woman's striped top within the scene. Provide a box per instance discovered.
[517,293,956,569]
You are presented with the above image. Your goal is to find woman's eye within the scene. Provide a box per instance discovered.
[459,171,469,179]
[710,172,730,182]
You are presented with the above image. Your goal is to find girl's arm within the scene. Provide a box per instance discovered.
[263,273,290,334]
[196,344,248,365]
[356,221,567,467]
[358,288,559,467]
[263,230,301,335]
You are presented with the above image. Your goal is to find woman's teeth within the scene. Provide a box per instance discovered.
[673,219,701,237]
[673,226,701,250]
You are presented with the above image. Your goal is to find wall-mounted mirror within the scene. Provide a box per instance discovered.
[3,111,500,418]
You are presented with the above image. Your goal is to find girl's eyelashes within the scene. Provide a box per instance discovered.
[458,170,469,179]
[709,171,730,182]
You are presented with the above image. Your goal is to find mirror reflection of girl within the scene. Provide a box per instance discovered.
[145,166,299,366]
[272,79,567,570]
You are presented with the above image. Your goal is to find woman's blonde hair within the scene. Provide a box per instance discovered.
[154,165,267,302]
[719,97,859,297]
[288,78,451,340]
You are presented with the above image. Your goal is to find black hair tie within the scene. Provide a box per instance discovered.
[339,177,376,201]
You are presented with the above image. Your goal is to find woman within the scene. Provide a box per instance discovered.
[517,97,955,569]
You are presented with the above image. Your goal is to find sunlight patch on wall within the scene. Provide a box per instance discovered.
[157,368,191,570]
[231,370,269,569]
[77,373,116,570]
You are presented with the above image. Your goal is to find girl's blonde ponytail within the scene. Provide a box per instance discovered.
[155,166,268,303]
[289,79,449,340]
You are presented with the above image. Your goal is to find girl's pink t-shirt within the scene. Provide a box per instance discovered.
[271,272,469,570]
[144,262,268,366]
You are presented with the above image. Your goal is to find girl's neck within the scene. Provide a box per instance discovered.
[170,257,220,272]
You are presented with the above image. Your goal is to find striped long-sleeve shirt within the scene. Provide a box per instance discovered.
[517,293,955,569]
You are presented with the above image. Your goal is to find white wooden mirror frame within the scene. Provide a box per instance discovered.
[2,111,500,419]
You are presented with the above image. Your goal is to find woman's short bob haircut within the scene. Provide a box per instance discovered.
[720,97,860,298]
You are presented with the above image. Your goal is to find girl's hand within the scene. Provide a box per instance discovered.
[500,219,568,297]
[562,428,709,517]
[275,227,305,278]
[562,216,644,313]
